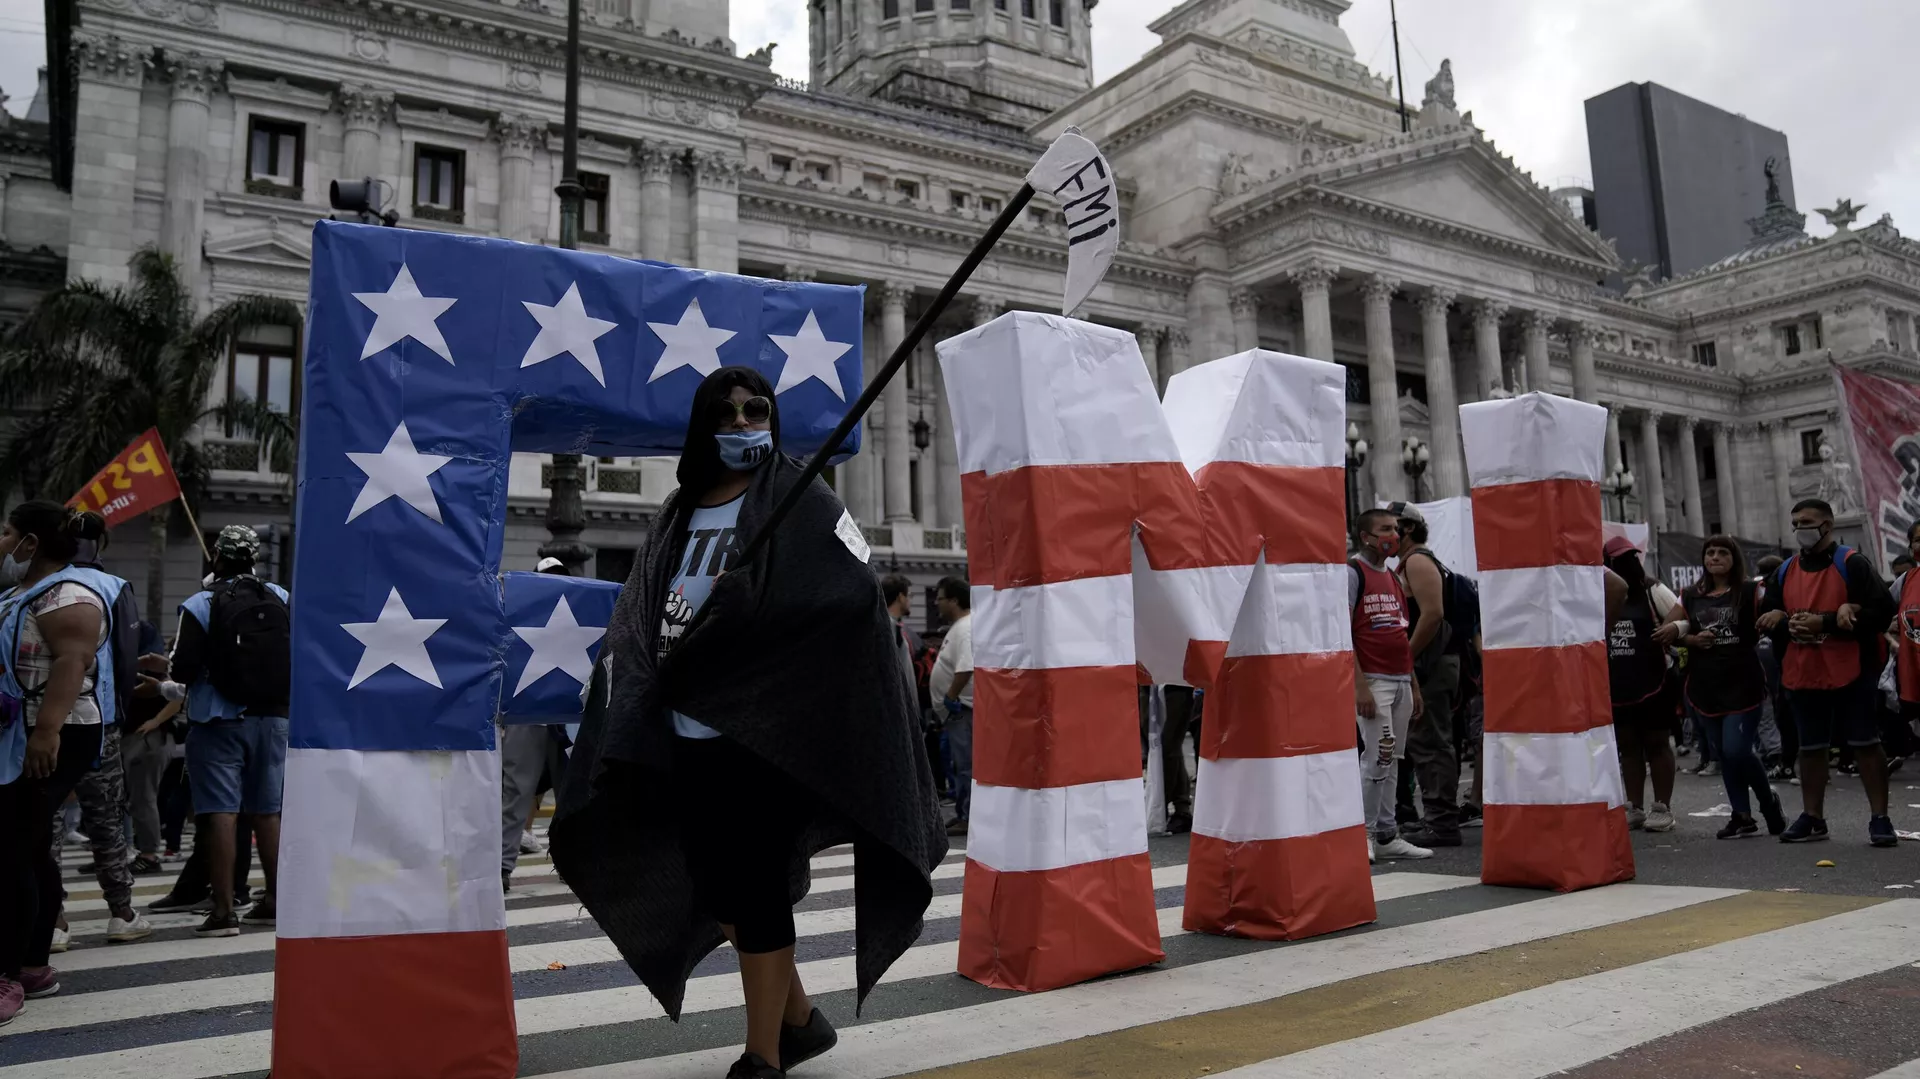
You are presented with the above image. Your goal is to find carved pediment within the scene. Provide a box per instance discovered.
[205,222,315,269]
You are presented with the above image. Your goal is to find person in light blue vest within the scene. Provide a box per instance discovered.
[168,525,290,939]
[0,502,118,1022]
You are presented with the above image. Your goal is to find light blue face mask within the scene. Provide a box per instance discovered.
[714,429,773,471]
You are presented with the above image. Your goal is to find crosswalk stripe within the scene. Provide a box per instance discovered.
[17,868,1481,1040]
[536,884,1743,1079]
[1870,1061,1920,1079]
[1214,898,1920,1078]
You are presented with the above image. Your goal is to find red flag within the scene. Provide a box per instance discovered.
[66,428,184,527]
[1832,365,1920,568]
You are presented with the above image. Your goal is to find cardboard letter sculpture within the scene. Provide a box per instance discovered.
[1460,391,1635,891]
[275,221,863,1078]
[939,313,1370,991]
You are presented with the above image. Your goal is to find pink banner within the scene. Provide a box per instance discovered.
[1834,365,1920,567]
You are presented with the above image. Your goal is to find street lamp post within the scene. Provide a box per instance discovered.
[541,0,593,576]
[1344,421,1370,539]
[1400,435,1430,504]
[1605,466,1636,522]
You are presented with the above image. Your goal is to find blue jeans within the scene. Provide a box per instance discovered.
[1695,705,1770,816]
[946,706,973,823]
[186,716,289,815]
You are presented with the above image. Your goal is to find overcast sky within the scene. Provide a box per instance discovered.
[0,1,1911,241]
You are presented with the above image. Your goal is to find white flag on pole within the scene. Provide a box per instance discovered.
[1025,127,1119,318]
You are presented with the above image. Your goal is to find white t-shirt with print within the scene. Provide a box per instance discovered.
[16,581,108,727]
[929,613,973,708]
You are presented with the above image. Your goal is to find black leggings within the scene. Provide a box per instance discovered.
[673,735,809,954]
[0,726,102,977]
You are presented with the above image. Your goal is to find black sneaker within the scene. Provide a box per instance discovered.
[1715,815,1759,840]
[1458,803,1484,828]
[195,911,241,938]
[1401,825,1463,848]
[725,1052,784,1079]
[1870,815,1899,848]
[1779,813,1829,843]
[129,854,164,876]
[1166,811,1193,835]
[242,895,276,925]
[780,1008,838,1071]
[1760,789,1788,836]
[150,890,211,914]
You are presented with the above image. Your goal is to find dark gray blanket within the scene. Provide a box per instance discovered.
[550,454,947,1019]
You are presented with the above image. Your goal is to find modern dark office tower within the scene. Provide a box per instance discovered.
[1585,82,1795,280]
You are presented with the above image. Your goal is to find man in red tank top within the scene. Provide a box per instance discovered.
[1349,509,1431,861]
[1891,521,1920,756]
[1757,499,1896,846]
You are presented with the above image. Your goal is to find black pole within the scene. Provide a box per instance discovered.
[738,183,1038,565]
[1390,0,1409,134]
[542,0,591,574]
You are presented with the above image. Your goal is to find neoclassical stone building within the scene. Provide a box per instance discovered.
[2,0,1916,612]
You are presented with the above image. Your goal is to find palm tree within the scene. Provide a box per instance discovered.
[0,247,302,622]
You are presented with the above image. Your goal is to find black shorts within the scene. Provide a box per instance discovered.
[672,734,810,953]
[1612,686,1675,734]
[1788,680,1879,752]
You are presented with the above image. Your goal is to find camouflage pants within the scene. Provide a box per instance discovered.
[49,724,135,914]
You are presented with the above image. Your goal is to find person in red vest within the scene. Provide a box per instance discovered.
[1349,508,1431,861]
[1891,520,1920,753]
[1757,498,1896,846]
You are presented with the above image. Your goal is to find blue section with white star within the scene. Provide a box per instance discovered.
[292,220,865,751]
[500,572,619,725]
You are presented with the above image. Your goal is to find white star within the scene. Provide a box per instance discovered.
[345,422,453,524]
[645,299,737,383]
[769,310,854,400]
[341,588,448,690]
[511,596,607,695]
[353,264,458,363]
[521,282,619,386]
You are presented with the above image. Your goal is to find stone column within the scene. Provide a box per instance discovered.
[881,282,913,523]
[938,295,1000,528]
[161,52,220,296]
[1604,404,1624,480]
[1138,323,1163,392]
[1167,328,1191,379]
[691,151,741,272]
[637,144,675,262]
[1678,416,1706,535]
[1711,421,1738,537]
[1361,274,1406,503]
[1570,322,1599,403]
[1519,310,1551,395]
[1767,420,1797,547]
[336,85,392,184]
[1638,410,1667,532]
[1418,287,1463,498]
[68,35,149,287]
[1472,300,1507,400]
[1292,262,1335,363]
[495,115,543,243]
[1186,273,1233,364]
[1229,289,1259,353]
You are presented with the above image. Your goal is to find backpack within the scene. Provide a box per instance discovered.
[1408,548,1481,653]
[205,576,291,712]
[1773,546,1854,591]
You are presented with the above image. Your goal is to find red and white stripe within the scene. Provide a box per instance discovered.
[1461,391,1635,892]
[941,312,1167,991]
[272,748,518,1077]
[1157,351,1374,940]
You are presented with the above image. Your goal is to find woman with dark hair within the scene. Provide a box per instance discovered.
[1605,536,1680,832]
[1662,536,1786,838]
[553,367,945,1079]
[0,502,122,1024]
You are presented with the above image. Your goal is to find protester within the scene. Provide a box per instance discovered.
[119,626,178,876]
[1663,536,1786,838]
[928,577,974,837]
[1349,509,1430,861]
[500,556,576,890]
[550,366,944,1079]
[1606,536,1680,832]
[1891,521,1920,753]
[1142,684,1196,834]
[169,526,291,935]
[0,503,121,1019]
[1387,502,1463,848]
[1754,553,1798,780]
[1758,500,1896,845]
[880,574,923,692]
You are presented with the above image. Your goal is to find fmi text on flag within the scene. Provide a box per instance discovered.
[1026,127,1119,317]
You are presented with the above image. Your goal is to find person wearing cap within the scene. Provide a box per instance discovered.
[499,555,577,888]
[1383,502,1463,847]
[1604,535,1681,833]
[168,526,290,937]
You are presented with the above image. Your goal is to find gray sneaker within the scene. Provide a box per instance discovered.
[1644,803,1677,832]
[1626,805,1646,830]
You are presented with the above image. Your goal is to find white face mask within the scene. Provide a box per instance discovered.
[1793,526,1825,551]
[0,540,35,588]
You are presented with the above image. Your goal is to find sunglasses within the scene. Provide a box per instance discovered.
[710,395,773,426]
